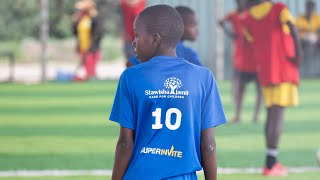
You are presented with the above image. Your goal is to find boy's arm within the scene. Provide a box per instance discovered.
[287,21,303,64]
[111,126,134,180]
[219,16,236,39]
[280,7,303,64]
[201,127,217,180]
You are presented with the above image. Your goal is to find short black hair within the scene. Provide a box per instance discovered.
[175,6,195,25]
[307,0,315,7]
[246,0,263,7]
[136,4,184,48]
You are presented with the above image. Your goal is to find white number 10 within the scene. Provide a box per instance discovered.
[152,108,182,130]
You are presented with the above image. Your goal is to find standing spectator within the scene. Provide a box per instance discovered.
[219,0,262,124]
[72,0,103,81]
[243,0,302,176]
[296,0,320,77]
[175,6,204,66]
[119,0,146,67]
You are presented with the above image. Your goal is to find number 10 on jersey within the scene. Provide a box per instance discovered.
[152,108,182,130]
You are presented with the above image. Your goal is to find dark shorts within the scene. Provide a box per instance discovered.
[234,70,258,84]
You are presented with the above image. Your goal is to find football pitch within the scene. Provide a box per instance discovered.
[0,79,319,180]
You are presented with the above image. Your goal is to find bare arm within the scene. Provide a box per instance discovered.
[287,21,303,64]
[219,19,236,39]
[111,126,134,180]
[201,127,217,180]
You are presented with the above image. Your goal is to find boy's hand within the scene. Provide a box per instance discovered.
[288,50,303,65]
[218,20,225,27]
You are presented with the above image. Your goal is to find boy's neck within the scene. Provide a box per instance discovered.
[154,47,177,57]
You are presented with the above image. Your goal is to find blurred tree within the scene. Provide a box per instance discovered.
[49,0,77,38]
[0,0,121,41]
[0,0,39,40]
[96,0,121,35]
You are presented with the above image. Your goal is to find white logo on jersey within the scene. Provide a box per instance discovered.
[164,77,182,94]
[144,77,189,99]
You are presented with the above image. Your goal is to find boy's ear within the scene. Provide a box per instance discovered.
[152,33,161,47]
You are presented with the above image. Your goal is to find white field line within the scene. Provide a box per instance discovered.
[0,167,319,177]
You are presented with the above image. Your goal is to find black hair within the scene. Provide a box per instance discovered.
[175,6,195,25]
[307,0,315,7]
[246,0,263,8]
[136,4,184,48]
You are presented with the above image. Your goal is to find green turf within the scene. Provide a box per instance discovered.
[217,172,320,180]
[1,173,320,180]
[0,79,319,178]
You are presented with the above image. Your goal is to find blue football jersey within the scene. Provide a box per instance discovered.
[128,54,141,66]
[176,42,204,66]
[109,56,226,180]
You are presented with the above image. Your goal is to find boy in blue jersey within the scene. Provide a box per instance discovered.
[175,6,204,66]
[126,6,203,67]
[109,4,226,180]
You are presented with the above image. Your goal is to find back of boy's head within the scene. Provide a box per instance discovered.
[136,4,184,48]
[175,6,195,25]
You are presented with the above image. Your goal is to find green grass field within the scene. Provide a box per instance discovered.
[0,80,319,180]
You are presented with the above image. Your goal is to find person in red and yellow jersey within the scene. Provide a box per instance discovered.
[243,0,303,176]
[219,0,262,124]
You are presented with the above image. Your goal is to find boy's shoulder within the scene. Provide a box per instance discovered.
[121,56,174,76]
[122,55,210,77]
[121,61,145,76]
[182,57,216,81]
[121,60,214,91]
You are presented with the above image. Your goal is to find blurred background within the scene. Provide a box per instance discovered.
[0,0,319,180]
[1,0,320,83]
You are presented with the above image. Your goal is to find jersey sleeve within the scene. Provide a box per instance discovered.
[201,71,227,130]
[109,72,135,130]
[280,8,295,24]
